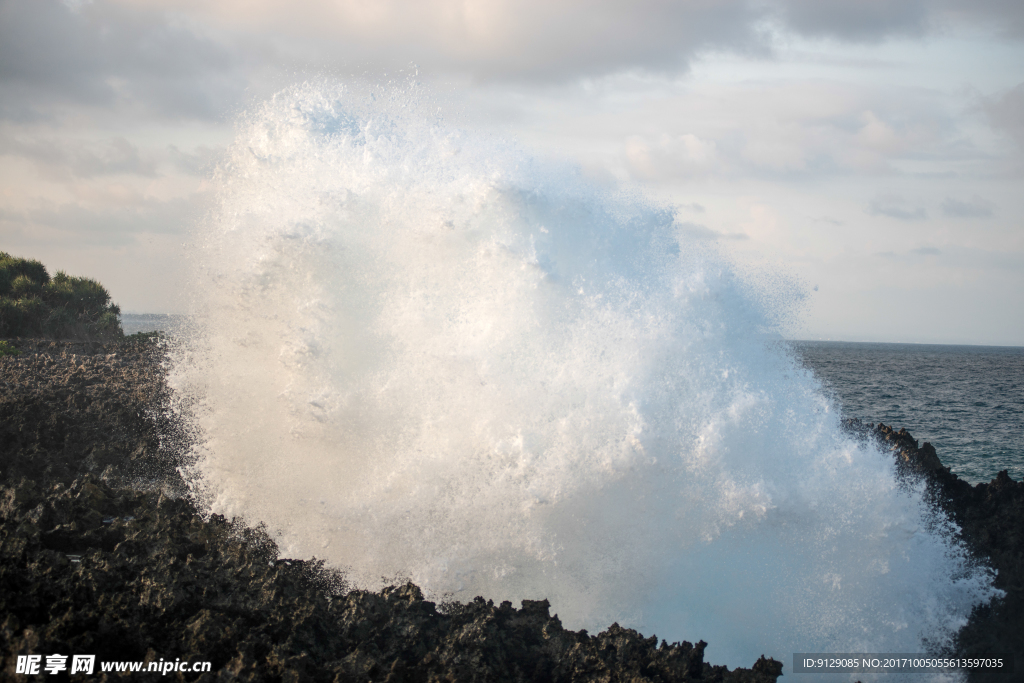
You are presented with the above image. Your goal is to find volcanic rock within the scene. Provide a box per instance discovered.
[845,419,1024,682]
[1,338,782,682]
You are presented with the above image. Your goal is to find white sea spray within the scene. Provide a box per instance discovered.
[169,82,998,678]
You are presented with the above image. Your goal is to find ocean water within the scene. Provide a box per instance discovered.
[121,313,188,337]
[167,82,1000,679]
[793,341,1024,485]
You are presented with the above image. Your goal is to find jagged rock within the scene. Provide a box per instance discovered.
[844,419,1024,681]
[1,339,782,681]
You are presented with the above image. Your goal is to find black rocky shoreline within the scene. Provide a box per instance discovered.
[844,421,1024,681]
[1,339,1020,681]
[0,338,783,682]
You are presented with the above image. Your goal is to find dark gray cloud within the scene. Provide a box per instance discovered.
[940,0,1024,38]
[942,197,994,218]
[770,0,1024,41]
[279,0,1024,79]
[0,0,1021,119]
[771,0,930,41]
[255,0,1024,80]
[263,0,767,82]
[987,82,1024,145]
[472,1,761,80]
[868,196,927,221]
[0,0,245,121]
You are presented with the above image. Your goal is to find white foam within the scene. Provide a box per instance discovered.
[170,82,998,677]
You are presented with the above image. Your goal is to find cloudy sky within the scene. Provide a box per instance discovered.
[1,0,1022,345]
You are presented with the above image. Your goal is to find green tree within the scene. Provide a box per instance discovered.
[0,252,123,339]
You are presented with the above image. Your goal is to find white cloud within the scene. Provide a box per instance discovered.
[166,144,222,176]
[856,111,902,152]
[597,77,965,182]
[942,196,995,218]
[625,133,721,180]
[676,220,748,241]
[0,135,158,180]
[868,195,927,221]
[1,0,1022,341]
[1,194,199,247]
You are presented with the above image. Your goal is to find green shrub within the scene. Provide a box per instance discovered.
[11,274,42,296]
[0,340,19,357]
[0,252,123,340]
[0,253,49,296]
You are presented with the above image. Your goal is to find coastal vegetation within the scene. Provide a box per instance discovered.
[0,251,122,340]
